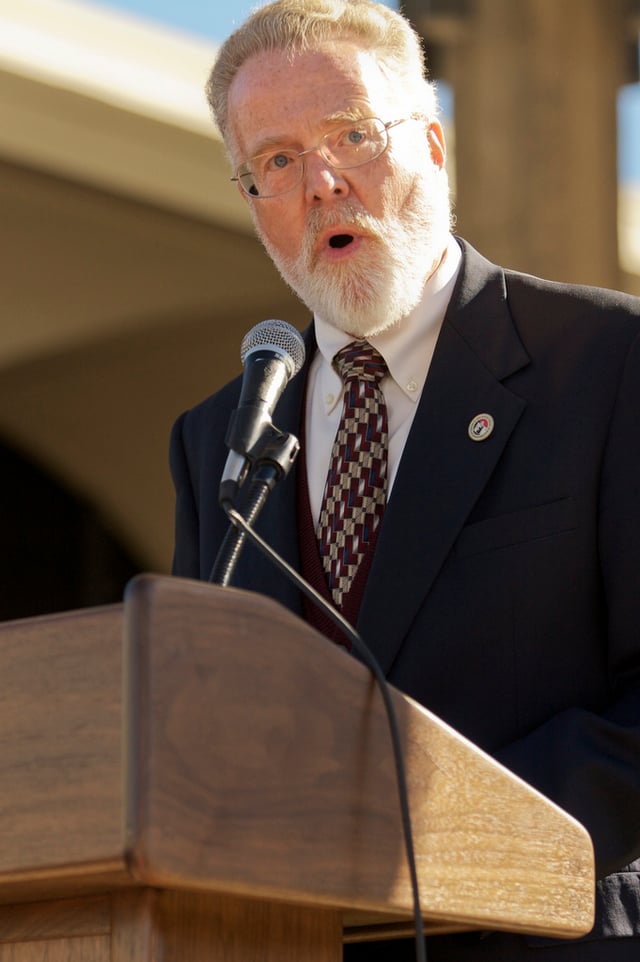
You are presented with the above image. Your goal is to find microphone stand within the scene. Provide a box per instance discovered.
[209,427,300,586]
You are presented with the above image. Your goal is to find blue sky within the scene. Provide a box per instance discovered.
[85,0,398,41]
[83,0,639,184]
[619,84,640,183]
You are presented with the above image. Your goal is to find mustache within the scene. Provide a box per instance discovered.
[302,204,383,264]
[305,204,382,238]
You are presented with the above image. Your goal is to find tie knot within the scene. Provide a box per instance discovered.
[334,341,387,385]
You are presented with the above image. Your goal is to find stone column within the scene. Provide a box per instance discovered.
[407,0,637,288]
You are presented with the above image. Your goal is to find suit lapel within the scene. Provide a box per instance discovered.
[356,242,530,673]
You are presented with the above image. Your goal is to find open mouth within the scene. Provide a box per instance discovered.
[329,233,354,249]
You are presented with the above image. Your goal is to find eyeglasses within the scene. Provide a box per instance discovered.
[232,117,409,199]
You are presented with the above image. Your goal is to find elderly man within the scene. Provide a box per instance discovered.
[170,0,640,958]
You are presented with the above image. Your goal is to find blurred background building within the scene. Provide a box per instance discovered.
[1,0,639,619]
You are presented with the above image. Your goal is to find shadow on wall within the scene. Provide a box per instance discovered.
[0,441,141,622]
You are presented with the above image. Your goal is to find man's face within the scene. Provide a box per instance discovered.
[227,41,451,338]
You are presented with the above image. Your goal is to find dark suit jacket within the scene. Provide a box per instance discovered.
[170,239,640,957]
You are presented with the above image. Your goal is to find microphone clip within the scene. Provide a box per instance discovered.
[219,423,300,508]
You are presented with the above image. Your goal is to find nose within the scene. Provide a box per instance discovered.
[303,150,350,204]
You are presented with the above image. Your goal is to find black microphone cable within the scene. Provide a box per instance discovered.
[218,494,429,962]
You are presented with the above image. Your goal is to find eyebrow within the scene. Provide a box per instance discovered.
[248,133,295,159]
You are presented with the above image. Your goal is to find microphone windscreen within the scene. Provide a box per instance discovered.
[240,319,306,377]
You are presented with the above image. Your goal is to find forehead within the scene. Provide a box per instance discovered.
[227,41,400,158]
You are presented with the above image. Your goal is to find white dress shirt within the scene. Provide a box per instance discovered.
[305,234,462,524]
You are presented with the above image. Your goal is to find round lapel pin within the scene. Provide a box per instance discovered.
[468,413,495,442]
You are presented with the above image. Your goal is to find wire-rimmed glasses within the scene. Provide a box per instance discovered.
[232,117,409,198]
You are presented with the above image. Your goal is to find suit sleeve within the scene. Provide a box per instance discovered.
[496,331,640,880]
[169,411,201,579]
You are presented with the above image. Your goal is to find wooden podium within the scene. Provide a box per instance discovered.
[0,574,594,961]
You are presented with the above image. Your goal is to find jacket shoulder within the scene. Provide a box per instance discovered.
[504,265,640,324]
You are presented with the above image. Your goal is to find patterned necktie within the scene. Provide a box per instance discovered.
[316,341,389,608]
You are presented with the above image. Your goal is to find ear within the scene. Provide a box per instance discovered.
[427,119,446,169]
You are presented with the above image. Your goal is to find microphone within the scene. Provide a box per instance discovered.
[220,319,305,502]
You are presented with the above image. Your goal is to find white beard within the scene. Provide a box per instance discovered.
[253,168,452,338]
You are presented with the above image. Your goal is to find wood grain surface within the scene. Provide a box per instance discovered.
[0,573,595,956]
[125,574,594,940]
[0,606,128,897]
